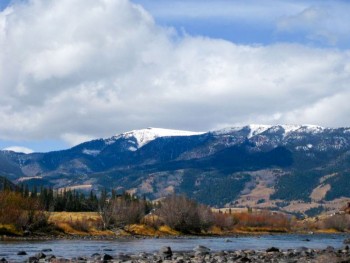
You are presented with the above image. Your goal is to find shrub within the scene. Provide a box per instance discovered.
[323,214,350,232]
[156,195,213,233]
[234,211,291,230]
[212,213,238,230]
[0,191,53,234]
[99,195,147,229]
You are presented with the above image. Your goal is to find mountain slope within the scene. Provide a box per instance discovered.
[1,125,350,214]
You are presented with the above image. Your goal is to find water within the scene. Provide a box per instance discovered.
[0,234,347,261]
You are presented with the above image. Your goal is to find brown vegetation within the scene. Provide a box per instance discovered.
[234,211,291,232]
[99,194,149,230]
[322,214,350,232]
[0,191,54,235]
[155,195,213,233]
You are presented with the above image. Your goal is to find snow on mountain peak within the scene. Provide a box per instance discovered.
[213,124,326,138]
[213,124,272,137]
[247,124,272,138]
[2,146,34,154]
[115,127,205,148]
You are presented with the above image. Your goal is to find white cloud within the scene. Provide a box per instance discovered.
[3,146,34,154]
[277,4,350,46]
[0,0,350,147]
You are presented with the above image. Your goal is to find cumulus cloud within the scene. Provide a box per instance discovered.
[0,0,350,146]
[3,146,34,154]
[277,4,350,46]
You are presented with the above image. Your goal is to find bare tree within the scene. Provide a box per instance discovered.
[110,198,145,227]
[98,195,146,229]
[156,195,213,233]
[98,200,114,230]
[323,214,350,232]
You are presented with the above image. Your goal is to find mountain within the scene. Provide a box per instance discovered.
[1,125,350,216]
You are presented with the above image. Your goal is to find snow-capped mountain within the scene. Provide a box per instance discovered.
[1,124,350,215]
[214,124,326,137]
[112,127,205,149]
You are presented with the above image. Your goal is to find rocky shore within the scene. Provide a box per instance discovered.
[2,244,350,263]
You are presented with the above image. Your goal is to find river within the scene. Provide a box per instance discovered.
[0,234,348,261]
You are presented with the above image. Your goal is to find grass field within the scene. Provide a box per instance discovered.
[48,212,180,236]
[48,212,115,236]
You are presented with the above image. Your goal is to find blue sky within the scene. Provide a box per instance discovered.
[0,0,10,10]
[133,0,350,49]
[0,0,350,152]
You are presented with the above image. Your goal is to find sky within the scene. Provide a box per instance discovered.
[0,0,350,153]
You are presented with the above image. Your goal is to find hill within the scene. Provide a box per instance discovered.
[1,125,350,215]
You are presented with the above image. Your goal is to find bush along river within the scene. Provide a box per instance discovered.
[0,234,349,262]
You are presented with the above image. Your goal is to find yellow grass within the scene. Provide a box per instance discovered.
[208,225,225,235]
[315,228,340,234]
[125,224,180,236]
[0,224,22,236]
[235,226,289,233]
[49,212,114,236]
[49,212,101,222]
[158,225,180,235]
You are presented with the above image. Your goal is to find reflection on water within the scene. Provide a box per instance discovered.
[0,234,347,261]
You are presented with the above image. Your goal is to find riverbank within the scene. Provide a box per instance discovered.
[1,210,348,242]
[0,225,345,242]
[1,234,349,262]
[1,244,350,263]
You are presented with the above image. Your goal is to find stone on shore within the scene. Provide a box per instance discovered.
[159,246,173,259]
[34,252,46,259]
[194,245,210,253]
[102,253,113,261]
[115,253,132,261]
[266,247,280,253]
[27,256,39,263]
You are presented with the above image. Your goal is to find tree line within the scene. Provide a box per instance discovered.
[0,176,295,235]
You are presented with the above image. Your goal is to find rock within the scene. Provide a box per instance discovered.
[116,253,132,261]
[42,248,53,252]
[266,247,280,253]
[91,253,100,257]
[159,246,173,259]
[102,253,113,262]
[326,246,335,252]
[27,256,39,263]
[0,258,7,263]
[296,247,309,252]
[194,245,211,253]
[303,238,311,242]
[46,255,56,261]
[17,251,27,255]
[240,256,251,262]
[50,258,70,263]
[344,238,350,244]
[139,252,148,258]
[34,252,46,259]
[225,239,233,242]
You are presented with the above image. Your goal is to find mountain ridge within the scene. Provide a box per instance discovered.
[1,124,350,216]
[1,124,338,154]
